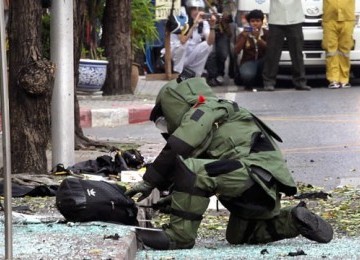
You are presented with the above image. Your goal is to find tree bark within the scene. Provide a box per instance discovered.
[101,0,132,95]
[73,0,111,150]
[8,0,55,174]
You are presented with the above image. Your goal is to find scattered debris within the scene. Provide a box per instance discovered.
[294,191,330,200]
[104,233,120,240]
[288,249,306,256]
[260,248,269,255]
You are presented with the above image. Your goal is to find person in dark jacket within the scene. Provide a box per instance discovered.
[126,77,333,250]
[234,9,268,90]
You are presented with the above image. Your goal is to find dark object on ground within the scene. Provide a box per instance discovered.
[104,233,120,240]
[260,249,269,255]
[122,149,144,169]
[294,191,331,200]
[288,249,307,256]
[53,149,145,176]
[56,178,138,225]
[0,180,57,197]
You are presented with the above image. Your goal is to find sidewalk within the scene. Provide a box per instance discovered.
[78,76,241,128]
[0,76,170,260]
[78,76,164,128]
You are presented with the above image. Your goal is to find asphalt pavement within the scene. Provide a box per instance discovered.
[1,75,360,259]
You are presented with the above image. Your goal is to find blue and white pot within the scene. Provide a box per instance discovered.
[78,59,108,92]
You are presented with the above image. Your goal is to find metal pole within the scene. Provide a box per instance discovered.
[50,0,75,168]
[0,0,12,258]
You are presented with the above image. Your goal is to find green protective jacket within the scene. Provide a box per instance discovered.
[143,77,297,198]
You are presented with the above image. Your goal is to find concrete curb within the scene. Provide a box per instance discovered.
[79,104,154,128]
[78,76,164,128]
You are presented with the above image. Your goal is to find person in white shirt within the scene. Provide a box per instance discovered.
[171,0,217,76]
[262,0,311,91]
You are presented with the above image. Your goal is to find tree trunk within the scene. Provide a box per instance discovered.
[102,0,132,95]
[74,0,86,142]
[73,0,111,150]
[8,0,55,174]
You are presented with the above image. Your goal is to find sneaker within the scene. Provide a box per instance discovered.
[216,76,225,85]
[206,78,220,87]
[291,201,333,243]
[340,82,351,88]
[328,82,340,89]
[264,85,275,91]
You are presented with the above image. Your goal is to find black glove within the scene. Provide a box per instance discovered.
[125,181,154,202]
[153,195,172,214]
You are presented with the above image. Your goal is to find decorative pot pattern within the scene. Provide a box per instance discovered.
[78,59,108,92]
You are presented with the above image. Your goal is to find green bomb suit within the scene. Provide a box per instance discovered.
[135,77,333,249]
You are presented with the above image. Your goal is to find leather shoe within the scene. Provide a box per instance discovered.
[295,85,311,91]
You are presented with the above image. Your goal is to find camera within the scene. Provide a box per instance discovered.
[243,26,253,32]
[201,13,212,20]
[201,13,223,20]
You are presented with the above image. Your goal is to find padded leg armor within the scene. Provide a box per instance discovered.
[226,205,299,244]
[226,201,333,244]
[136,192,210,250]
[165,192,210,249]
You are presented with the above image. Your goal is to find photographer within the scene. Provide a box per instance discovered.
[234,9,268,90]
[170,0,216,77]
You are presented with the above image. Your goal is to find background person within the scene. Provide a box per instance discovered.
[204,0,235,87]
[169,0,216,77]
[234,9,268,90]
[262,0,311,91]
[322,0,355,89]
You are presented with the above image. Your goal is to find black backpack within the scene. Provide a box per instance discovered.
[56,178,138,225]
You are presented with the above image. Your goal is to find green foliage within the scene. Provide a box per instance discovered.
[82,0,106,60]
[131,0,159,54]
[41,13,51,59]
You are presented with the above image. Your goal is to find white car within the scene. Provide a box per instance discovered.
[236,0,360,79]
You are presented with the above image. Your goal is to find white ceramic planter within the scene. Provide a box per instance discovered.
[78,59,108,92]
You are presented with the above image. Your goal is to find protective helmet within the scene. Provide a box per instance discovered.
[149,77,216,134]
[186,0,205,8]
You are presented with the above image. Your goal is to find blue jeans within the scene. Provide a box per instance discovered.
[239,59,264,88]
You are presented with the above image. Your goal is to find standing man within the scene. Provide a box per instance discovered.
[262,0,311,91]
[322,0,355,89]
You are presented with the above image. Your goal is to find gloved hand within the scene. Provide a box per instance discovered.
[125,180,154,202]
[153,195,172,214]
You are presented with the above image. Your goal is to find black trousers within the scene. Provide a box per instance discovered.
[262,23,307,88]
[205,32,231,79]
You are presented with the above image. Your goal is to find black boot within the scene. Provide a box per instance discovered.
[136,229,171,250]
[291,201,333,243]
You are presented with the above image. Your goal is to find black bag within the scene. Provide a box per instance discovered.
[56,178,138,225]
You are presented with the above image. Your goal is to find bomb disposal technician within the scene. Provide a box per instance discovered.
[126,77,333,250]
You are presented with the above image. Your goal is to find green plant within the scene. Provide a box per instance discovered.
[131,0,159,54]
[81,0,106,60]
[81,45,106,60]
[41,13,51,59]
